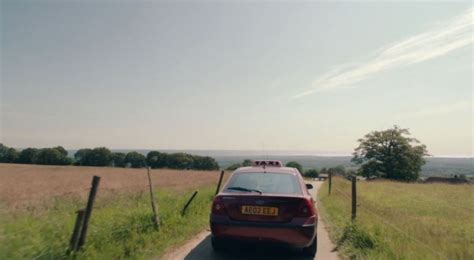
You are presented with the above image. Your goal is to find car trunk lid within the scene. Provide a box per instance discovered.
[220,194,304,223]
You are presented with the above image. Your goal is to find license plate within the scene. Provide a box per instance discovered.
[241,205,278,216]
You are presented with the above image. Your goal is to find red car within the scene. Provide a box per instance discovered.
[210,160,318,257]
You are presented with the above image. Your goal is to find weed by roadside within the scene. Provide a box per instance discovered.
[0,186,215,259]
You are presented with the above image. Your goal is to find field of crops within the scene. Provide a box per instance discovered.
[318,177,474,259]
[0,164,227,259]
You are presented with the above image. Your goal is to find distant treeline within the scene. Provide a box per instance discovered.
[0,143,219,170]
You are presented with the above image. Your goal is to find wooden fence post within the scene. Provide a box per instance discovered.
[147,167,159,229]
[215,170,224,196]
[77,175,100,249]
[181,191,198,216]
[328,172,332,195]
[351,176,357,221]
[69,209,85,252]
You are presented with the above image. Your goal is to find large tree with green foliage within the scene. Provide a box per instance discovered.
[146,151,169,169]
[242,159,252,166]
[0,144,19,163]
[75,147,112,166]
[193,156,219,170]
[285,161,303,174]
[352,126,428,181]
[16,148,39,164]
[125,152,147,168]
[35,148,72,165]
[304,169,319,178]
[74,148,92,165]
[111,152,126,167]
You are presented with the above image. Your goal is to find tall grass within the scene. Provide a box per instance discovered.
[318,177,474,259]
[0,186,215,259]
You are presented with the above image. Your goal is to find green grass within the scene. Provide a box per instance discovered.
[0,186,215,259]
[318,177,474,260]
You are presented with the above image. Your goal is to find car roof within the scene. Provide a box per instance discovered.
[234,166,300,175]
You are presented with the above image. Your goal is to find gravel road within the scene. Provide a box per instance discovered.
[161,180,339,260]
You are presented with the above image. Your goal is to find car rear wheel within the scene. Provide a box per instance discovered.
[302,236,317,257]
[211,236,224,252]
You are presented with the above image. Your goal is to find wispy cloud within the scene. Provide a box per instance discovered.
[396,100,472,119]
[293,7,473,99]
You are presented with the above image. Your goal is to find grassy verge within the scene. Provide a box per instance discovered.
[0,186,215,259]
[318,177,473,259]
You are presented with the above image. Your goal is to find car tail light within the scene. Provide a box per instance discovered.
[297,198,315,217]
[212,196,227,215]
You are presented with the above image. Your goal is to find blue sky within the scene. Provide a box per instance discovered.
[1,1,472,156]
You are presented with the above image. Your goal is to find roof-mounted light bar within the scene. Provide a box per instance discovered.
[252,160,282,167]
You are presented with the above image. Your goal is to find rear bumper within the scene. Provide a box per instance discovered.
[210,215,317,247]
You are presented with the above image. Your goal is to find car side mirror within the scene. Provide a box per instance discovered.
[306,183,313,190]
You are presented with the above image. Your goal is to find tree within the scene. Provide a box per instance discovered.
[53,146,68,157]
[111,152,126,167]
[328,165,346,175]
[146,151,169,169]
[242,159,252,166]
[286,161,303,174]
[304,169,319,178]
[167,153,194,169]
[352,126,428,181]
[79,147,113,166]
[0,144,19,163]
[16,148,39,164]
[125,152,147,168]
[193,156,219,170]
[226,163,242,171]
[74,148,92,165]
[35,148,72,165]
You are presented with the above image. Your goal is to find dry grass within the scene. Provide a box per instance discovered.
[318,177,474,259]
[0,163,227,210]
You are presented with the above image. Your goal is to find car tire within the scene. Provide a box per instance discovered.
[211,236,224,252]
[302,236,317,257]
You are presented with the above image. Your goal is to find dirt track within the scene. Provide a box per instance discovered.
[161,181,339,260]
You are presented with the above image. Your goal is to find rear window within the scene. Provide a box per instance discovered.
[225,172,302,195]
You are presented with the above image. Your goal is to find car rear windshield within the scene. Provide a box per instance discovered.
[225,172,302,195]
